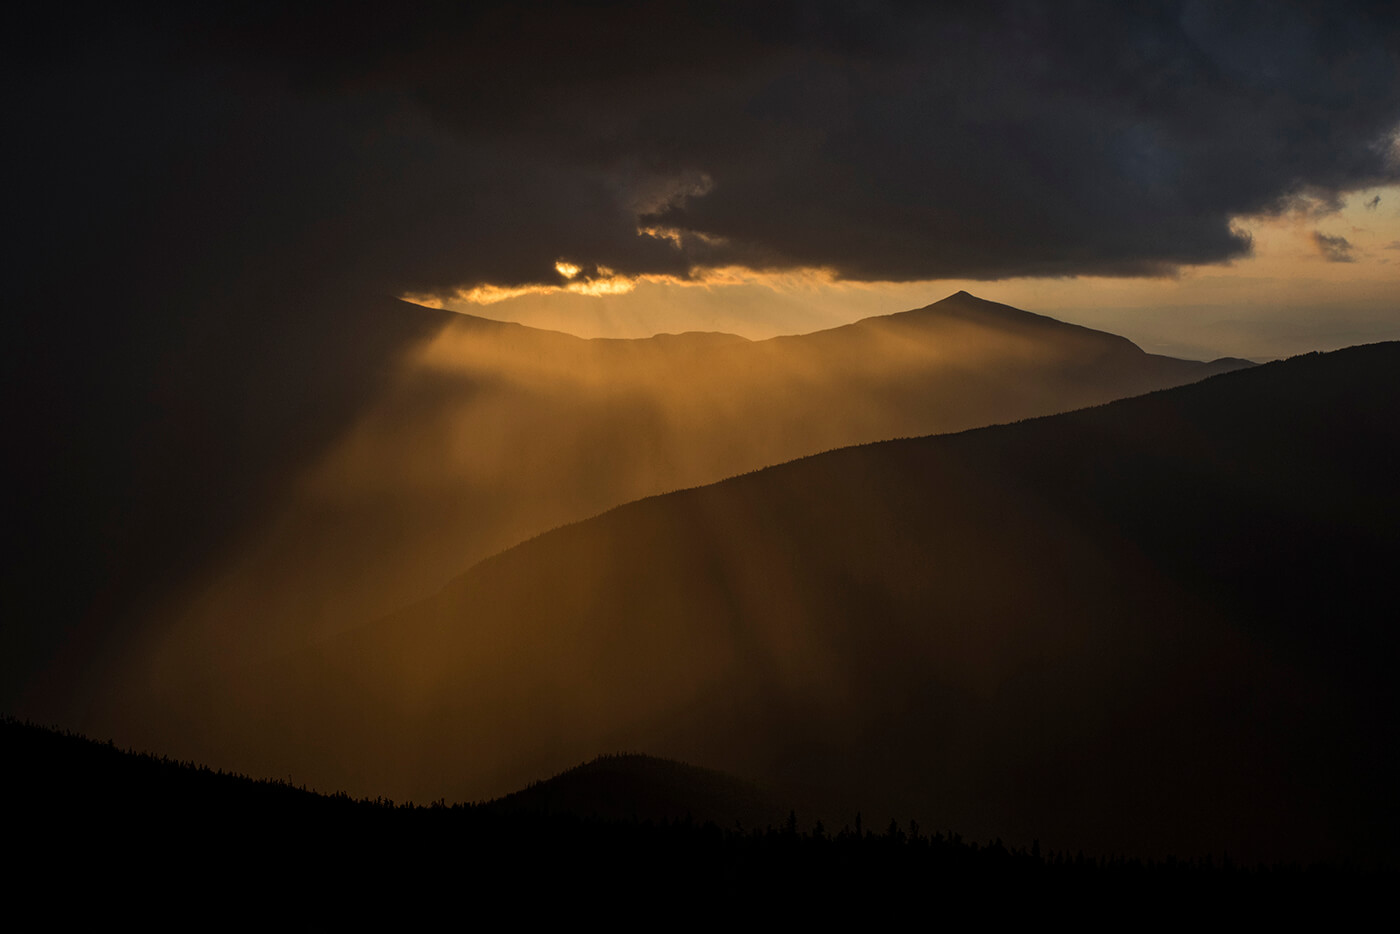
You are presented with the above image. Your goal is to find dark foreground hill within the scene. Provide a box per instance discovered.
[130,342,1399,866]
[3,719,1383,921]
[491,753,789,829]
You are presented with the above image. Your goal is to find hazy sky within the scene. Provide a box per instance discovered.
[419,182,1400,360]
[9,2,1398,360]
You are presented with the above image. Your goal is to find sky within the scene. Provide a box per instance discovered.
[7,2,1398,361]
[416,181,1400,359]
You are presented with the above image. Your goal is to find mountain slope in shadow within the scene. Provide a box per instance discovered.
[146,342,1396,866]
[488,753,790,829]
[135,291,1247,682]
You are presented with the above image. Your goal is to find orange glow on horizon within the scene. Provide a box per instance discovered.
[398,186,1400,359]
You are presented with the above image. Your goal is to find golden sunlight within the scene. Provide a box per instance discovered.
[402,186,1400,360]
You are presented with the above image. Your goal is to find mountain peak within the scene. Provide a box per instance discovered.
[928,290,1019,311]
[892,290,1106,336]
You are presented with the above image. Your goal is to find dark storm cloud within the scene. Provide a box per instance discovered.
[1313,231,1358,262]
[8,1,1400,300]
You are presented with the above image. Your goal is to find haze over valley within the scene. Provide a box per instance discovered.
[112,292,1248,685]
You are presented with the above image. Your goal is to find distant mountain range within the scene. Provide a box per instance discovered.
[56,291,1246,703]
[122,340,1398,866]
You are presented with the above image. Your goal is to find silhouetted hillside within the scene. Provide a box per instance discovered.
[489,753,789,829]
[4,718,1382,921]
[129,342,1396,866]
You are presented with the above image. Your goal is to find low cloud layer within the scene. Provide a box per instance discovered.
[8,2,1400,302]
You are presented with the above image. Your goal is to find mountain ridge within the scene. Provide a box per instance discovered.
[488,752,791,829]
[82,289,1253,704]
[428,290,1248,369]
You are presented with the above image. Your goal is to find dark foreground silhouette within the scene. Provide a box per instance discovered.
[491,752,791,829]
[122,341,1399,867]
[4,718,1384,921]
